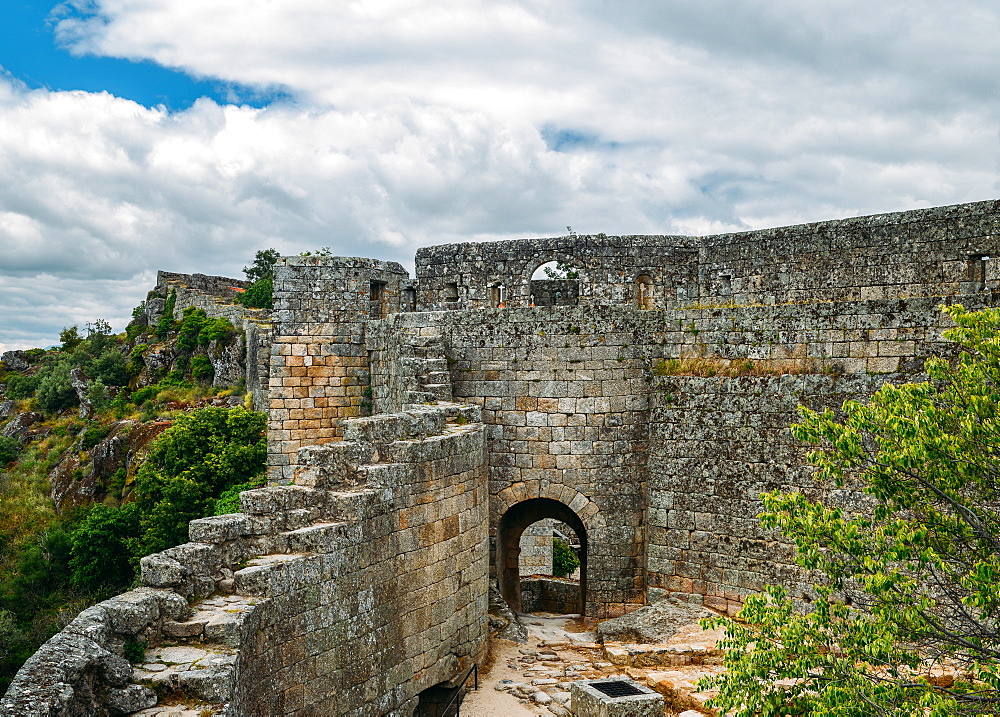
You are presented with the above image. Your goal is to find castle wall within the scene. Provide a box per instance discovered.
[267,256,409,481]
[414,200,1000,312]
[645,374,888,615]
[415,235,701,310]
[2,404,488,716]
[695,199,1000,305]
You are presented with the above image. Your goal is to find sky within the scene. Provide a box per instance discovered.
[1,0,999,351]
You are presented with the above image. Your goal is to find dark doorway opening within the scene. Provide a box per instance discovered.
[414,682,463,717]
[497,497,587,615]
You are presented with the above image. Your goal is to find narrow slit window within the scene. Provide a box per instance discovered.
[444,283,459,302]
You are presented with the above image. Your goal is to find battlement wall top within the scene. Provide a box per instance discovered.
[412,199,1000,311]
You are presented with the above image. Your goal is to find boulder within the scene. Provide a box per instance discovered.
[1,350,29,372]
[597,595,712,644]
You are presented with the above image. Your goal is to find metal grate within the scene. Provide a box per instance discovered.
[591,680,644,698]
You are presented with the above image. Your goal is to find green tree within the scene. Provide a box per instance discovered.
[59,326,82,351]
[90,349,128,386]
[35,360,77,413]
[239,275,273,309]
[243,248,281,283]
[131,405,266,556]
[552,537,580,578]
[702,304,1000,715]
[4,373,39,401]
[69,503,139,596]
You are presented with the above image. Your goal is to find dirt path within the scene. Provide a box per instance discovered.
[459,611,723,717]
[460,613,609,716]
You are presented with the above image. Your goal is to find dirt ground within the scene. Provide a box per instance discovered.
[459,612,723,717]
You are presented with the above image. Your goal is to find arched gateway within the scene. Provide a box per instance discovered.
[497,498,588,614]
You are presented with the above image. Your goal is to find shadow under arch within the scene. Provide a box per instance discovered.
[497,497,588,615]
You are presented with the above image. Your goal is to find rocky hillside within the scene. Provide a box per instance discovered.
[0,296,264,693]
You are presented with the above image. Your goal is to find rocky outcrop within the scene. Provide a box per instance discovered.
[49,420,172,511]
[1,351,30,372]
[1,412,42,441]
[69,367,92,418]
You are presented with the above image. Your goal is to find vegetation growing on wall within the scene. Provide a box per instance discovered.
[701,305,1000,715]
[652,355,836,378]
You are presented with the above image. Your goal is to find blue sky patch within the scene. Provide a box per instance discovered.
[1,0,284,109]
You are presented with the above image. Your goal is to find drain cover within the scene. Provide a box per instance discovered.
[591,680,644,698]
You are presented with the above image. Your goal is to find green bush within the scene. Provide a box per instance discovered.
[190,355,215,383]
[238,276,273,309]
[552,538,579,578]
[130,385,159,405]
[200,317,235,344]
[69,503,139,595]
[4,373,38,401]
[35,360,77,413]
[176,307,208,352]
[132,405,266,556]
[80,424,111,451]
[90,350,128,387]
[155,289,177,339]
[0,436,20,466]
[214,475,266,515]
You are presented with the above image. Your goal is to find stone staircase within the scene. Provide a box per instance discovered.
[399,332,453,406]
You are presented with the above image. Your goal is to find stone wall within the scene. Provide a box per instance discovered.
[267,256,409,481]
[150,270,273,404]
[645,374,891,616]
[519,520,554,576]
[520,577,581,614]
[369,306,657,617]
[415,235,700,311]
[2,403,488,716]
[695,199,1000,305]
[414,199,1000,312]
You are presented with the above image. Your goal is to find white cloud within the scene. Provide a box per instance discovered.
[1,0,999,348]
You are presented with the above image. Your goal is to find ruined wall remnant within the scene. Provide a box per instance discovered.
[267,256,408,482]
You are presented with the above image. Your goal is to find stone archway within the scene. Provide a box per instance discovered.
[497,497,588,615]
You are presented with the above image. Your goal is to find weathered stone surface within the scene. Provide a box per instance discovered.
[70,367,92,418]
[1,350,30,371]
[1,411,41,439]
[597,596,712,644]
[103,684,157,714]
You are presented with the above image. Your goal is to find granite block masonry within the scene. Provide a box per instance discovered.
[6,199,1000,714]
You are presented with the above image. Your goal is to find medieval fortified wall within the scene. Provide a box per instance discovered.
[5,199,1000,715]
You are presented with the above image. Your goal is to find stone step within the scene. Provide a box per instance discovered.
[420,358,449,372]
[281,521,350,553]
[132,644,236,704]
[423,383,453,400]
[421,370,451,385]
[405,390,435,404]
